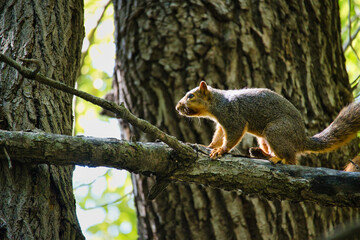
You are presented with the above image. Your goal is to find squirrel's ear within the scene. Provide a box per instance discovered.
[199,81,208,93]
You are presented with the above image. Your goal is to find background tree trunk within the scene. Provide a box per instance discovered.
[113,0,359,239]
[0,1,84,239]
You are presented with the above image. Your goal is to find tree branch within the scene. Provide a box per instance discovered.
[0,130,175,174]
[0,53,195,160]
[1,130,360,207]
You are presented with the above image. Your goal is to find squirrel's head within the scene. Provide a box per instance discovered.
[176,81,213,118]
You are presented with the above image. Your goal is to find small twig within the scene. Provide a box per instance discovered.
[0,53,196,160]
[79,191,133,210]
[347,0,360,61]
[350,74,360,92]
[343,24,360,51]
[341,13,360,35]
[73,170,110,190]
[349,159,360,170]
[79,0,112,76]
[350,73,360,86]
[3,147,12,168]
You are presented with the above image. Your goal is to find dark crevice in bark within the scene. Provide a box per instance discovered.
[242,197,261,240]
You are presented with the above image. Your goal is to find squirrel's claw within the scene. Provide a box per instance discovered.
[210,147,227,159]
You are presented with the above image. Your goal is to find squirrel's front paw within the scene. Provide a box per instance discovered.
[210,147,227,159]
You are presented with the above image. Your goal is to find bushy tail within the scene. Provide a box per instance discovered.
[305,102,360,153]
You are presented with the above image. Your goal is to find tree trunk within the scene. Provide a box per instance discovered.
[0,1,84,239]
[113,0,359,239]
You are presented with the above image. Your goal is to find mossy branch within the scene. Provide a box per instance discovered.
[0,53,196,160]
[1,129,360,207]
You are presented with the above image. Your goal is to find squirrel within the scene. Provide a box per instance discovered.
[176,81,360,166]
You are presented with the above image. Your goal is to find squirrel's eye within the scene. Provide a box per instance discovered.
[187,93,194,99]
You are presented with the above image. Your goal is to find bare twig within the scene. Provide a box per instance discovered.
[351,74,360,97]
[341,12,360,35]
[343,24,360,51]
[2,147,12,168]
[80,0,112,74]
[350,73,360,86]
[79,191,133,210]
[347,0,360,61]
[74,169,111,190]
[0,53,196,160]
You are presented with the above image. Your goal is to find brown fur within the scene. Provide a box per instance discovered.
[176,82,360,165]
[305,102,360,153]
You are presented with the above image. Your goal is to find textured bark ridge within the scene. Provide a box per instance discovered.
[0,1,84,239]
[114,0,359,239]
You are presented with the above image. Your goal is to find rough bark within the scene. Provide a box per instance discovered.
[114,0,360,239]
[1,129,360,208]
[0,0,84,239]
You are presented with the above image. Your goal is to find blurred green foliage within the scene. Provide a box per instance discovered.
[74,0,359,239]
[75,0,114,134]
[339,0,360,96]
[74,168,137,240]
[74,0,137,239]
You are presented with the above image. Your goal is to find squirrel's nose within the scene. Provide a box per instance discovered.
[175,103,181,111]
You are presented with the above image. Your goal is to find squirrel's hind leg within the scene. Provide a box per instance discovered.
[266,143,297,165]
[262,137,297,164]
[263,122,298,165]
